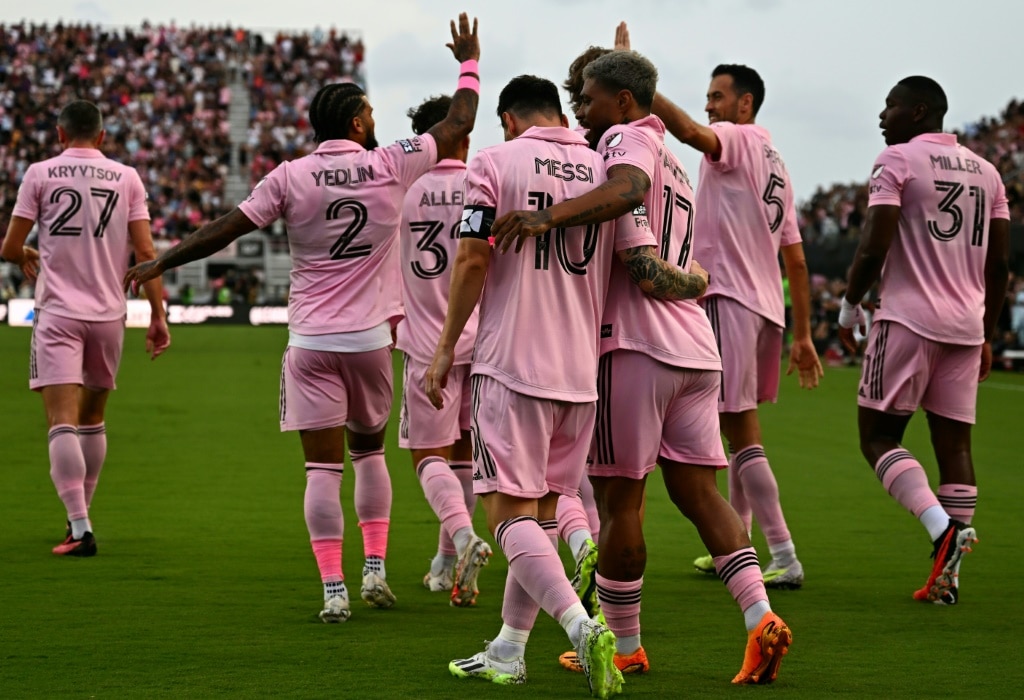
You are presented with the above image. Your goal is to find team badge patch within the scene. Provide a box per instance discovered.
[605,132,623,148]
[398,138,422,154]
[871,165,885,179]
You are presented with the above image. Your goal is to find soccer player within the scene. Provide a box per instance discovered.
[838,76,1009,605]
[1,99,171,557]
[528,50,793,685]
[649,62,823,588]
[426,73,702,699]
[124,13,482,622]
[396,94,490,606]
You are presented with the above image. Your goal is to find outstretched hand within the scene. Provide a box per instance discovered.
[123,260,165,297]
[614,21,631,51]
[446,13,480,63]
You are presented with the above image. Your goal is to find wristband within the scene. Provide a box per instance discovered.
[459,59,479,76]
[838,298,864,329]
[457,75,480,93]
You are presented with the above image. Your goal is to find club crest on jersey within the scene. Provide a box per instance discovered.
[632,203,648,217]
[871,165,885,179]
[605,132,623,149]
[398,138,422,154]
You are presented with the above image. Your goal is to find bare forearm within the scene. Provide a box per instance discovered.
[844,250,884,305]
[652,93,718,154]
[621,248,707,301]
[160,209,256,271]
[438,253,487,351]
[546,167,649,229]
[784,259,812,341]
[431,87,479,159]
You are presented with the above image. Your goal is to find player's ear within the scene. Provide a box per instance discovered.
[56,125,67,146]
[94,129,106,148]
[560,113,569,129]
[617,89,632,115]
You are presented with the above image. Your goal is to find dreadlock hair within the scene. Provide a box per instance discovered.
[407,95,452,135]
[309,82,368,142]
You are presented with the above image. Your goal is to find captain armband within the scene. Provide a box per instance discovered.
[459,205,496,242]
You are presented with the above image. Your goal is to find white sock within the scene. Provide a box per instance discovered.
[920,505,952,542]
[742,600,772,631]
[430,552,456,576]
[768,540,797,568]
[453,527,474,556]
[560,603,589,646]
[615,634,641,655]
[568,529,593,560]
[323,580,348,601]
[363,556,386,579]
[70,517,91,539]
[489,624,530,660]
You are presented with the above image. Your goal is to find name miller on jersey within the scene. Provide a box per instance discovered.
[534,158,595,183]
[310,166,376,187]
[46,165,123,181]
[930,154,983,174]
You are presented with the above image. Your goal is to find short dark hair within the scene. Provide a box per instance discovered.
[712,64,765,116]
[583,51,658,109]
[496,75,562,120]
[407,95,452,135]
[309,82,367,142]
[58,100,103,141]
[897,75,948,120]
[564,46,612,111]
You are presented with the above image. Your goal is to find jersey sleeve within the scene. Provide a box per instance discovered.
[866,148,909,208]
[989,172,1010,220]
[237,163,289,228]
[613,209,657,252]
[598,125,656,181]
[779,172,803,247]
[127,169,151,222]
[703,121,743,173]
[382,133,439,190]
[458,153,497,241]
[10,165,41,221]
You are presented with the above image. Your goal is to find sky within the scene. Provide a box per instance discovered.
[13,0,1024,203]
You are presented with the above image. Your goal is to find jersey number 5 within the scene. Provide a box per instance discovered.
[761,174,785,234]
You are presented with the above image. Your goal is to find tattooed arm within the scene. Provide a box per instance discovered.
[618,247,709,301]
[429,13,480,161]
[491,164,651,253]
[123,208,258,292]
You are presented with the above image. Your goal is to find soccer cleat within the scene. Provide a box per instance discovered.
[572,539,601,618]
[732,611,792,685]
[360,572,396,609]
[52,531,96,557]
[423,567,454,592]
[762,559,804,590]
[693,553,716,575]
[576,618,625,698]
[319,596,351,623]
[449,642,527,686]
[559,646,649,675]
[451,535,492,607]
[912,520,977,605]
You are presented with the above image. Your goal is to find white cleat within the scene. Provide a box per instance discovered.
[360,572,397,608]
[423,567,455,592]
[451,535,492,607]
[449,642,527,685]
[762,559,804,590]
[319,595,351,623]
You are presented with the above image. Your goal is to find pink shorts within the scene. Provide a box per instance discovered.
[398,354,472,449]
[470,374,595,499]
[279,346,394,433]
[30,311,124,391]
[589,351,727,479]
[858,321,980,424]
[701,295,782,413]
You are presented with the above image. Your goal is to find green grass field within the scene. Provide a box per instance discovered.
[2,325,1023,698]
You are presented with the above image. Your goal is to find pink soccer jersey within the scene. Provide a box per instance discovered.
[597,116,720,371]
[394,159,478,364]
[692,122,802,327]
[463,126,654,403]
[238,134,438,335]
[12,147,149,321]
[867,132,1009,345]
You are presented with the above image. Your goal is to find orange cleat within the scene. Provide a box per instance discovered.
[732,611,791,685]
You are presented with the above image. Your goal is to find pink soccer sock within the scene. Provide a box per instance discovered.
[304,465,345,582]
[540,519,559,551]
[418,456,474,540]
[501,569,542,632]
[352,448,391,559]
[596,574,643,639]
[557,493,592,548]
[937,483,977,524]
[714,547,769,612]
[78,423,106,507]
[496,516,580,623]
[449,460,477,517]
[874,449,941,517]
[727,451,752,533]
[734,445,791,545]
[49,424,88,522]
[578,475,601,540]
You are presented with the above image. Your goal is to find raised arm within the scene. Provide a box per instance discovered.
[981,218,1011,381]
[491,164,651,253]
[428,13,480,160]
[781,242,823,388]
[651,92,720,157]
[617,247,708,301]
[123,208,258,293]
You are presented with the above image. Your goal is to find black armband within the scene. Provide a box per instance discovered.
[459,205,496,241]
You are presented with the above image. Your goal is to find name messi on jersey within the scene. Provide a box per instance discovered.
[534,158,595,183]
[930,155,982,174]
[310,166,376,187]
[46,165,123,181]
